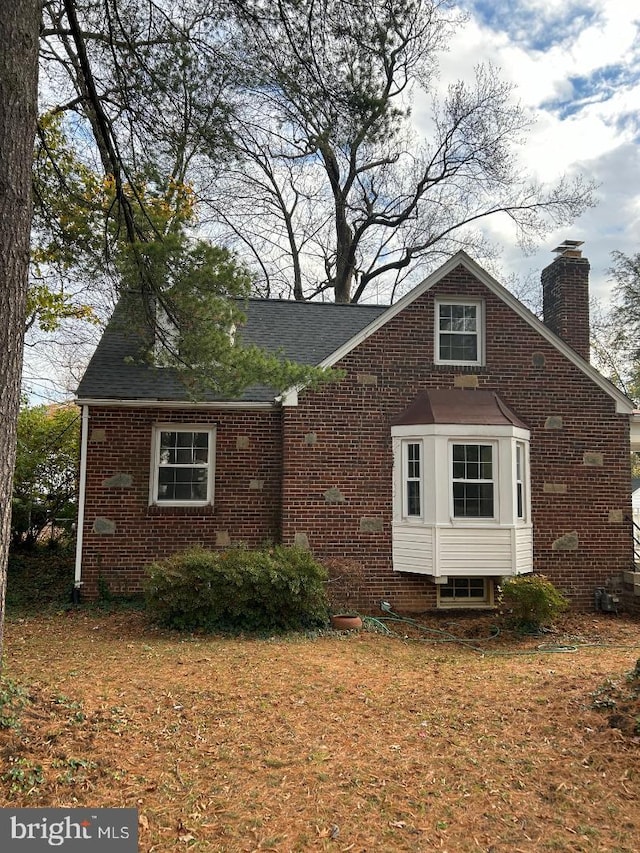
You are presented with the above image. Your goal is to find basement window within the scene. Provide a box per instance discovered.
[437,577,493,608]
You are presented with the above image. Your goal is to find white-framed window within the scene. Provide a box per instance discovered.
[150,425,216,505]
[403,441,423,518]
[451,443,495,518]
[515,441,525,520]
[435,299,483,365]
[437,577,493,608]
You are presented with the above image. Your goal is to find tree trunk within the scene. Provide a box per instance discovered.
[0,0,41,667]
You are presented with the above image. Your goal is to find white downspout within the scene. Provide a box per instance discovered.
[73,404,89,597]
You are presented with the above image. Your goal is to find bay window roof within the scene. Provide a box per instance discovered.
[391,389,528,430]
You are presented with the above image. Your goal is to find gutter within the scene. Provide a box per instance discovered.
[75,397,278,410]
[73,404,89,599]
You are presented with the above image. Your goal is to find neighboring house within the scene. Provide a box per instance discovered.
[75,243,640,611]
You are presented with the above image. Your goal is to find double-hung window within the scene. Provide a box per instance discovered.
[515,441,525,520]
[151,425,215,505]
[403,441,422,519]
[435,300,482,365]
[451,443,494,518]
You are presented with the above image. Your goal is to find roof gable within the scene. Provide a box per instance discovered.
[302,251,632,415]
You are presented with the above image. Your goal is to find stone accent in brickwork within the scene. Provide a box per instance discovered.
[324,487,345,504]
[544,483,567,494]
[583,451,604,467]
[544,416,563,430]
[93,517,116,535]
[360,517,383,533]
[79,406,283,598]
[279,267,631,612]
[552,531,579,551]
[294,532,310,549]
[102,473,133,488]
[453,374,479,388]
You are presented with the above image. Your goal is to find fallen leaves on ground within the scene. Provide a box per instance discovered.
[1,609,639,852]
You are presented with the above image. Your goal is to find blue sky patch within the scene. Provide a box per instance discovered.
[541,64,639,119]
[463,0,599,52]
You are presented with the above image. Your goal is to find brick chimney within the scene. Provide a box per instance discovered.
[541,240,590,361]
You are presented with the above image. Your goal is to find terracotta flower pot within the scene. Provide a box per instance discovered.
[330,614,363,630]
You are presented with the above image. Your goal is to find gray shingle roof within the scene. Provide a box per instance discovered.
[76,296,388,403]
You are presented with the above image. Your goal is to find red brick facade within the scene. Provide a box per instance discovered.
[80,407,282,597]
[280,267,632,611]
[78,261,634,610]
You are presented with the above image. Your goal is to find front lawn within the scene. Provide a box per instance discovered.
[1,610,639,851]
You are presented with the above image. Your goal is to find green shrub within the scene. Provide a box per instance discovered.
[144,545,329,632]
[500,574,568,630]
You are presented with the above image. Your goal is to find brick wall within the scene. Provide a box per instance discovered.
[80,406,282,597]
[80,263,633,611]
[280,265,632,611]
[542,253,591,361]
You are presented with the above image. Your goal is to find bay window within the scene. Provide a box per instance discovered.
[391,389,532,594]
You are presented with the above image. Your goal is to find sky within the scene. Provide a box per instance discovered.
[432,0,640,304]
[24,0,639,403]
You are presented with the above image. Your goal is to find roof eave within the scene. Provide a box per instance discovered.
[75,396,279,410]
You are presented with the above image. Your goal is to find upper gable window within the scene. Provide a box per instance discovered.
[150,425,216,506]
[435,299,483,366]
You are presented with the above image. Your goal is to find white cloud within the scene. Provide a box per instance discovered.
[415,0,640,300]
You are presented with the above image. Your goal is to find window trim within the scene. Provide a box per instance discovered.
[434,298,484,366]
[149,423,216,507]
[450,441,496,521]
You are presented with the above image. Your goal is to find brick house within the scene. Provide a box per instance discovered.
[75,244,640,611]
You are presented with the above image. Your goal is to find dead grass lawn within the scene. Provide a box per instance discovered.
[1,609,640,852]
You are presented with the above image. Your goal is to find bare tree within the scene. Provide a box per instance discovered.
[590,252,640,405]
[0,0,41,664]
[207,0,595,303]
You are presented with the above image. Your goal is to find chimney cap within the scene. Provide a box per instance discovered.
[552,239,584,258]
